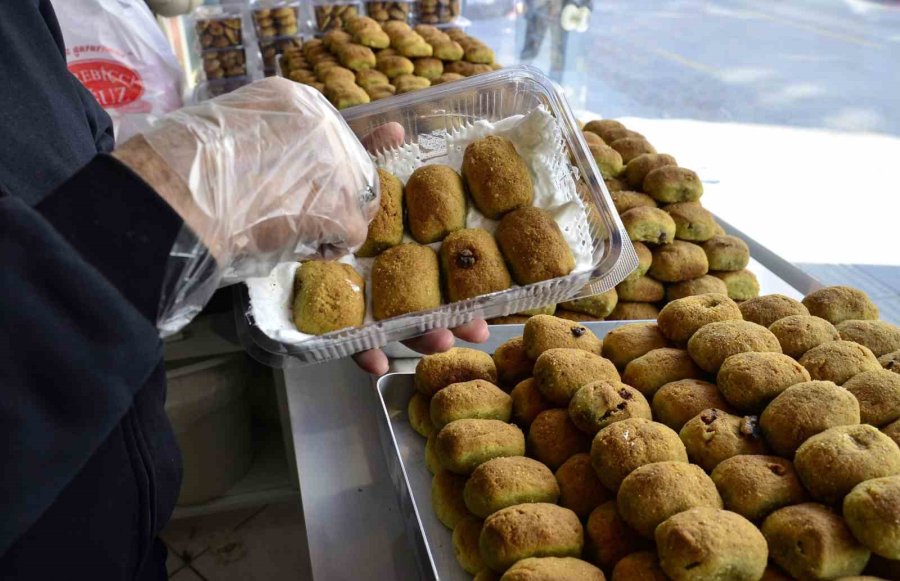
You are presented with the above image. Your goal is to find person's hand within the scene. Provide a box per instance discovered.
[352,123,490,375]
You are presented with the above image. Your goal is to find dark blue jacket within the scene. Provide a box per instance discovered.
[1,2,183,578]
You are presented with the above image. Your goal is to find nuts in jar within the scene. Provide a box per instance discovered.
[365,1,411,23]
[196,17,243,49]
[314,4,360,32]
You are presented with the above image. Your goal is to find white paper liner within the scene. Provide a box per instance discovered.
[246,106,593,344]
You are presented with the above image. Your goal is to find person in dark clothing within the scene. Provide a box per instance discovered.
[0,2,486,579]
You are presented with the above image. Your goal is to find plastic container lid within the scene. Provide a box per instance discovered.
[237,66,637,366]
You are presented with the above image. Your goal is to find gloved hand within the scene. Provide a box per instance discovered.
[115,77,379,334]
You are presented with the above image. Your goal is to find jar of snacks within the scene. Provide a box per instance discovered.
[251,1,301,40]
[201,47,248,80]
[194,7,244,50]
[259,37,303,76]
[312,1,362,33]
[365,1,413,23]
[415,0,461,24]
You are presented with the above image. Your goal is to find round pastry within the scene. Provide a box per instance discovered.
[528,409,591,470]
[582,130,605,147]
[432,469,471,529]
[642,166,703,203]
[649,240,709,282]
[523,315,603,359]
[601,322,670,370]
[769,315,840,359]
[838,320,900,358]
[559,289,619,319]
[584,501,647,571]
[843,475,900,559]
[762,503,870,580]
[615,276,665,303]
[408,392,434,438]
[802,286,880,325]
[291,261,366,334]
[589,143,625,178]
[609,137,656,164]
[591,418,688,492]
[713,269,760,301]
[412,56,443,79]
[623,242,653,282]
[462,136,534,219]
[620,207,676,245]
[881,349,900,374]
[415,347,497,397]
[444,60,476,76]
[555,453,611,519]
[453,516,486,574]
[738,294,809,329]
[355,68,390,90]
[569,380,651,435]
[607,302,660,321]
[434,418,526,474]
[622,348,704,398]
[376,54,415,77]
[356,167,404,257]
[500,557,605,580]
[799,340,881,385]
[884,418,900,448]
[336,42,377,71]
[364,83,396,100]
[496,207,575,285]
[760,380,860,457]
[700,235,750,272]
[479,503,583,573]
[440,228,512,302]
[664,202,718,242]
[610,191,657,214]
[711,454,807,522]
[404,164,466,243]
[372,243,441,320]
[844,370,900,426]
[666,275,729,301]
[680,409,769,472]
[395,72,433,93]
[794,424,900,503]
[425,433,440,474]
[430,379,512,429]
[321,65,356,84]
[652,379,732,431]
[655,507,768,581]
[533,349,620,406]
[717,351,812,413]
[583,119,626,142]
[687,319,782,374]
[657,293,743,345]
[493,337,533,390]
[510,378,552,429]
[617,461,723,538]
[624,153,677,189]
[611,552,667,581]
[604,176,628,193]
[463,456,559,518]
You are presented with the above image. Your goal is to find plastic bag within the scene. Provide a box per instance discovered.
[54,0,184,142]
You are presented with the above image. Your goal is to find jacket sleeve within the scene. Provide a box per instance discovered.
[0,154,183,555]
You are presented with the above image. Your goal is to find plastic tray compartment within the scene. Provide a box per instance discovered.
[194,6,245,50]
[414,0,461,25]
[365,0,414,23]
[312,0,363,33]
[251,1,302,40]
[237,66,636,366]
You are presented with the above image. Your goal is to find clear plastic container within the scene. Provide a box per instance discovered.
[194,6,245,50]
[365,0,414,23]
[259,36,303,75]
[312,0,363,33]
[251,1,301,40]
[414,0,461,25]
[236,66,637,366]
[200,46,249,80]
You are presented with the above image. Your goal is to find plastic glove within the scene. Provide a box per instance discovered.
[115,78,379,335]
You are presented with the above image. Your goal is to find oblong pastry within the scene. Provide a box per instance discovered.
[440,228,512,302]
[679,409,769,472]
[533,348,620,405]
[657,293,742,345]
[624,153,677,188]
[496,207,575,285]
[739,294,809,328]
[652,379,732,431]
[642,166,703,203]
[768,314,840,359]
[622,348,704,397]
[568,380,651,435]
[802,285,879,324]
[510,378,552,429]
[462,135,534,219]
[798,340,881,385]
[664,201,718,242]
[430,379,512,429]
[463,456,559,518]
[405,164,466,244]
[415,347,497,397]
[591,418,688,492]
[713,269,760,301]
[372,243,440,320]
[432,468,471,529]
[407,392,434,438]
[687,319,782,373]
[717,351,811,413]
[453,516,486,574]
[843,369,900,426]
[523,314,602,359]
[710,455,807,522]
[356,168,404,257]
[493,337,532,390]
[500,557,604,581]
[843,475,900,559]
[555,453,611,519]
[666,274,728,301]
[701,234,750,272]
[585,501,648,572]
[528,408,591,470]
[649,240,709,283]
[292,260,365,334]
[837,319,900,357]
[620,206,676,245]
[434,418,525,474]
[479,503,583,573]
[601,322,670,370]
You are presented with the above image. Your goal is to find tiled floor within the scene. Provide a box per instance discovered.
[162,501,312,580]
[798,263,900,325]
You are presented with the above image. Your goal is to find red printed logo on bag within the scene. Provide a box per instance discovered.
[69,60,145,109]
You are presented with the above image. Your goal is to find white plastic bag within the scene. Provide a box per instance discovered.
[54,0,184,142]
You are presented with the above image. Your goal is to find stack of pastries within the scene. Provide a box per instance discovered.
[408,286,900,580]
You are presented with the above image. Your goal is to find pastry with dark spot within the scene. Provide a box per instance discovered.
[591,418,688,492]
[620,206,676,245]
[679,409,769,472]
[652,379,732,431]
[701,235,750,272]
[711,455,807,522]
[440,228,511,301]
[568,380,652,435]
